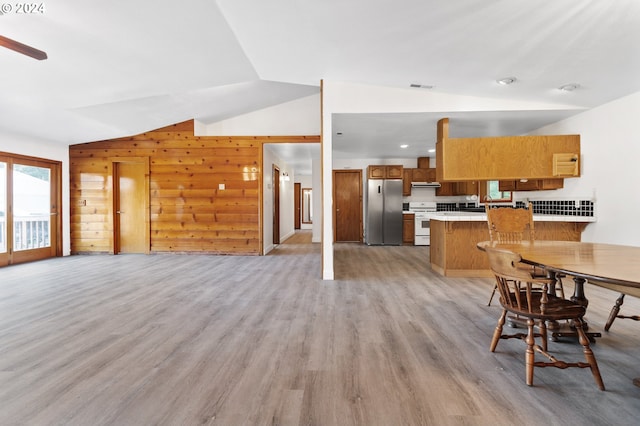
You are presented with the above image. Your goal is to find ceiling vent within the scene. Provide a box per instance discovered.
[410,83,434,89]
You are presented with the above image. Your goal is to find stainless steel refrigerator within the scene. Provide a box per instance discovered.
[365,179,403,245]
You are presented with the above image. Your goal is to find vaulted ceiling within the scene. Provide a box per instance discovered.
[2,0,640,165]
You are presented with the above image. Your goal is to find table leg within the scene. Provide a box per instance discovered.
[550,276,602,342]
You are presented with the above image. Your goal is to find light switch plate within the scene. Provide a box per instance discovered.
[219,183,225,190]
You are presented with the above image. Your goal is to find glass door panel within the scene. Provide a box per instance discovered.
[0,161,6,257]
[12,164,51,252]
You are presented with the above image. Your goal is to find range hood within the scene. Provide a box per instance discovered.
[411,181,441,188]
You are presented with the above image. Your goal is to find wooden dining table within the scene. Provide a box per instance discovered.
[477,240,640,387]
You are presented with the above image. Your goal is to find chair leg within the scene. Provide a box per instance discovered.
[490,309,507,352]
[538,320,548,352]
[574,318,605,391]
[604,293,625,331]
[525,318,536,386]
[487,284,498,306]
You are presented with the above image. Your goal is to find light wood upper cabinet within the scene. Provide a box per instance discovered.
[456,180,478,195]
[368,165,403,179]
[417,157,430,169]
[499,179,564,192]
[435,118,580,181]
[368,165,387,179]
[386,165,403,179]
[436,180,479,196]
[402,168,412,196]
[436,182,455,196]
[411,168,428,182]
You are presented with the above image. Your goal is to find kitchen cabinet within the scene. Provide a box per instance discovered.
[386,165,403,178]
[436,118,580,181]
[499,179,564,191]
[368,165,403,179]
[412,168,428,182]
[455,180,478,195]
[402,168,412,196]
[436,182,455,196]
[417,157,430,169]
[436,180,478,196]
[404,167,438,196]
[403,213,415,245]
[429,217,590,278]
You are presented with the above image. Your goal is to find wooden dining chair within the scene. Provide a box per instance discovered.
[485,203,564,306]
[485,246,605,390]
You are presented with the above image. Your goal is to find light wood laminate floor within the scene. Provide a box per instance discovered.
[1,231,639,425]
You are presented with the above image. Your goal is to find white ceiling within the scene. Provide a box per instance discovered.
[2,0,640,173]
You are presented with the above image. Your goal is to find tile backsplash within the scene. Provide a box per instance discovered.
[436,199,595,217]
[521,200,594,217]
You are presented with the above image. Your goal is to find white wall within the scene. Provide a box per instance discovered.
[311,155,321,243]
[528,91,640,246]
[0,130,70,256]
[263,146,295,254]
[199,94,321,135]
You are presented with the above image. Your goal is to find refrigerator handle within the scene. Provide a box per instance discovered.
[378,185,381,194]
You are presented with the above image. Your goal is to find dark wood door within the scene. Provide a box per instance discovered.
[294,182,301,229]
[333,170,362,242]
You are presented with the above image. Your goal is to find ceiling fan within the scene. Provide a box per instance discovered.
[0,35,47,60]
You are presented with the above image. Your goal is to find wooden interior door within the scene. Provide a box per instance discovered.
[114,160,149,254]
[333,170,362,242]
[294,182,301,229]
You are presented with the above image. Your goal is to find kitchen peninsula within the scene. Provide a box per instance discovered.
[429,212,595,277]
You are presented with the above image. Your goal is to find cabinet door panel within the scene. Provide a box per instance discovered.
[386,165,403,179]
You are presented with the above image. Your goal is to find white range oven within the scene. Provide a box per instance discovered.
[409,201,438,246]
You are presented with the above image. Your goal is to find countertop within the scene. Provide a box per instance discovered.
[429,211,596,222]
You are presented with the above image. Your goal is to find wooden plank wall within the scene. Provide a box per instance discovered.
[69,120,319,255]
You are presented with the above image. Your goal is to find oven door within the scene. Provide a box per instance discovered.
[414,215,431,245]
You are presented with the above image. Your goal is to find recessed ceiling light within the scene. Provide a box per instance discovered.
[400,144,409,149]
[428,148,435,153]
[497,77,517,85]
[559,83,580,92]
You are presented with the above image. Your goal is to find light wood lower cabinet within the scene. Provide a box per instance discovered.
[429,219,589,277]
[402,213,415,245]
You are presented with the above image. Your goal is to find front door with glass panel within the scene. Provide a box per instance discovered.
[0,160,7,265]
[0,154,60,266]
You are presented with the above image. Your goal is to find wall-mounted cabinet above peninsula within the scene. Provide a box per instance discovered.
[435,118,580,182]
